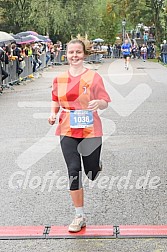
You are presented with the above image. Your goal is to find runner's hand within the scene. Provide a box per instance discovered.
[48,114,56,125]
[87,100,100,111]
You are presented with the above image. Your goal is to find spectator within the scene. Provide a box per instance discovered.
[148,43,155,59]
[161,40,167,64]
[131,44,137,59]
[45,42,51,66]
[140,44,147,62]
[57,40,62,50]
[143,32,148,44]
[138,44,142,58]
[50,44,55,63]
[25,43,33,56]
[96,43,102,51]
[24,43,37,73]
[11,43,23,76]
[32,43,42,72]
[117,44,122,58]
[107,44,112,58]
[0,45,9,87]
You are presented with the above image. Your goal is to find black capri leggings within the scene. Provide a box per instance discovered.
[60,136,102,191]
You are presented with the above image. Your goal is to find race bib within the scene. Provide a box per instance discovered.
[70,110,93,128]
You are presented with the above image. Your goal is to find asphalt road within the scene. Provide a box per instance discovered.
[0,58,167,251]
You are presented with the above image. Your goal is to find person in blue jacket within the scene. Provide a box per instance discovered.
[121,39,132,70]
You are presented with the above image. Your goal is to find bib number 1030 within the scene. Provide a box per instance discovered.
[70,110,94,128]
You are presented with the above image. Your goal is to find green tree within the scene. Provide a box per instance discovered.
[146,0,165,42]
[29,0,64,37]
[0,0,166,44]
[0,0,31,33]
[161,0,167,39]
[98,1,119,43]
[58,0,102,42]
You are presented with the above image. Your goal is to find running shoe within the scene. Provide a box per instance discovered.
[68,215,86,232]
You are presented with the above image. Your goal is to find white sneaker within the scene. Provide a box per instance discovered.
[68,215,86,232]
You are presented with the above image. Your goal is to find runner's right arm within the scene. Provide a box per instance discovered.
[48,101,60,125]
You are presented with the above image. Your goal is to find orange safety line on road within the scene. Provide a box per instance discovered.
[48,225,115,238]
[119,225,167,238]
[0,226,45,239]
[0,225,167,240]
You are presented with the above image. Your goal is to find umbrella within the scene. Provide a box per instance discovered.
[26,31,38,36]
[15,35,40,44]
[12,34,22,39]
[15,32,51,43]
[0,31,15,44]
[36,34,51,42]
[93,38,104,43]
[16,31,38,37]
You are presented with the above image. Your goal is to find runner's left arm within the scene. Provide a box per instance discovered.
[87,99,108,111]
[87,73,111,111]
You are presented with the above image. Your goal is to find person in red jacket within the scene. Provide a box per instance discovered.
[48,39,111,232]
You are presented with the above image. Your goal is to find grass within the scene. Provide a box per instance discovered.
[147,58,158,63]
[147,58,167,67]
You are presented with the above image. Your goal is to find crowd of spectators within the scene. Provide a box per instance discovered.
[0,40,63,93]
[92,42,157,60]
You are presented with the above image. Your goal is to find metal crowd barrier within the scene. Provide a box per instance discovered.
[40,53,47,68]
[113,48,123,58]
[84,53,103,63]
[20,56,33,80]
[0,53,47,89]
[51,50,104,65]
[3,59,18,85]
[53,50,68,65]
